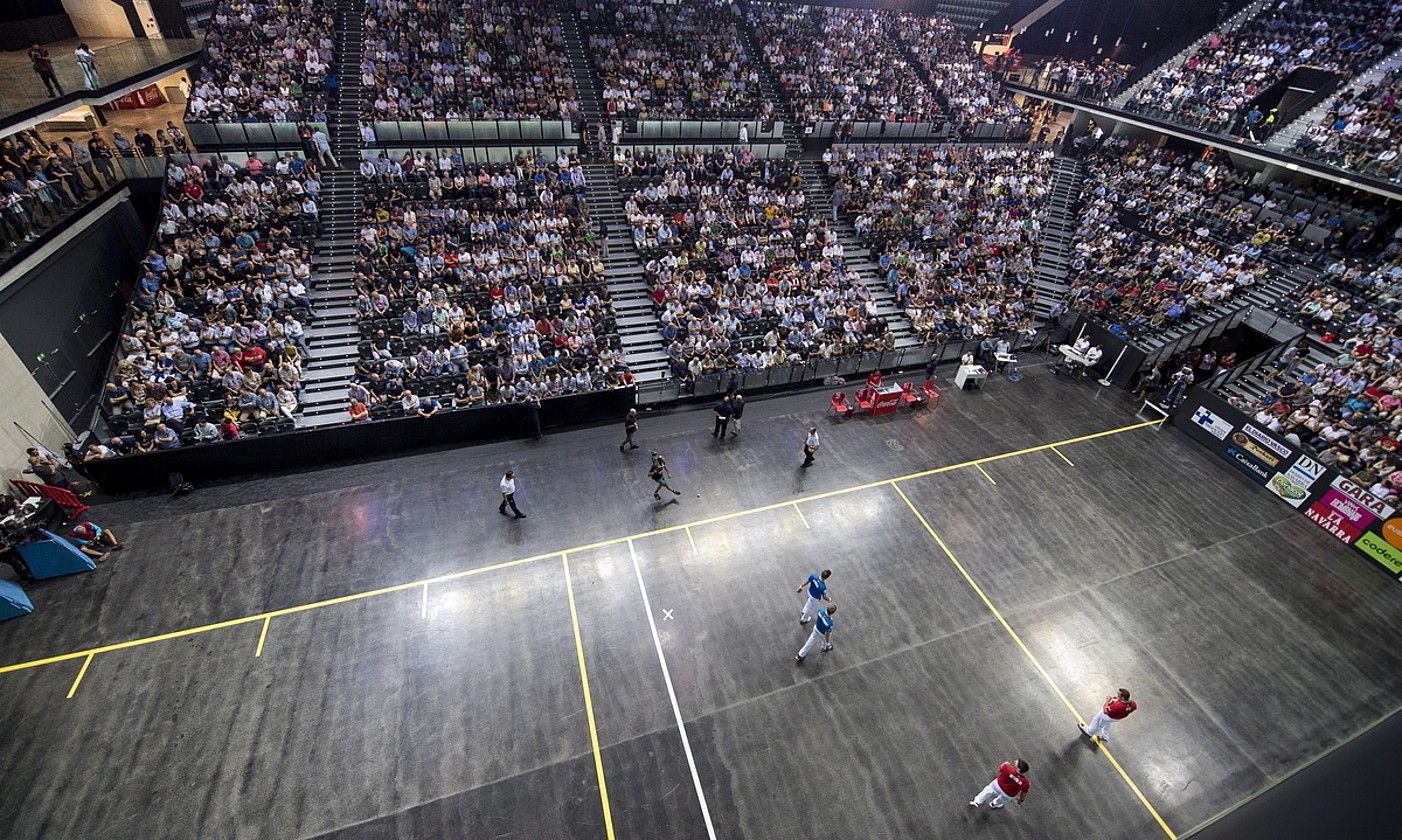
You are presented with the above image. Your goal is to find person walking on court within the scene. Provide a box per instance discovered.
[796,569,832,625]
[498,470,526,518]
[29,44,63,97]
[1079,688,1136,745]
[729,393,745,436]
[969,759,1030,811]
[801,427,820,467]
[648,451,681,500]
[712,395,732,438]
[620,408,640,452]
[795,602,836,663]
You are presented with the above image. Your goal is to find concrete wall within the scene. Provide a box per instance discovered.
[0,334,72,485]
[61,0,135,38]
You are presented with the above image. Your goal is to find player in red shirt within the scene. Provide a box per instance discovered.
[1079,687,1137,744]
[968,758,1030,810]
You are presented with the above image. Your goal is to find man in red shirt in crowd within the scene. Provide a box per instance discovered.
[969,758,1030,811]
[1080,687,1137,745]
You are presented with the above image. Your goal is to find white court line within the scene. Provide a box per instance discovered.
[628,539,718,840]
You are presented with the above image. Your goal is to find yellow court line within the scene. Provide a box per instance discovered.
[66,653,94,700]
[254,617,270,657]
[0,419,1161,679]
[792,503,811,529]
[892,484,1176,839]
[1051,446,1075,467]
[562,553,616,840]
[974,463,997,485]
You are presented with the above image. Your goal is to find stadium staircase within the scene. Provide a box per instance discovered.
[734,11,801,156]
[1110,0,1273,108]
[558,0,609,160]
[1031,156,1085,319]
[583,163,670,384]
[796,160,920,349]
[299,0,369,428]
[1265,44,1402,153]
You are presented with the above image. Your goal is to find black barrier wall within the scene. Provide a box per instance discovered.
[84,388,636,492]
[1174,387,1402,581]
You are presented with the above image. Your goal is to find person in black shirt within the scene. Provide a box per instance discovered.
[620,408,640,452]
[712,395,732,438]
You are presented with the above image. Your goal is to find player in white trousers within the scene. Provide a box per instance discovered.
[796,569,832,625]
[1079,688,1137,744]
[969,759,1030,811]
[794,604,836,663]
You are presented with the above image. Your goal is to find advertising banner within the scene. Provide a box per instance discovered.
[1174,387,1400,582]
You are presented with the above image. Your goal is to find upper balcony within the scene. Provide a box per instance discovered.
[0,37,201,133]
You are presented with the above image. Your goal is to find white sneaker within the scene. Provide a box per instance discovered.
[967,801,978,810]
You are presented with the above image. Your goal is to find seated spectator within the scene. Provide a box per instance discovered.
[1293,66,1402,181]
[363,0,578,122]
[618,146,894,381]
[1127,0,1400,136]
[579,0,769,121]
[749,3,944,124]
[339,150,623,422]
[188,0,334,123]
[98,153,321,449]
[828,145,1050,344]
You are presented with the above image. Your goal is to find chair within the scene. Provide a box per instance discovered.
[901,381,925,406]
[830,391,851,417]
[922,379,941,404]
[854,387,874,413]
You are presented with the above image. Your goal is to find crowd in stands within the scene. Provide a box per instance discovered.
[1292,66,1402,180]
[1025,57,1133,102]
[748,3,945,123]
[577,0,767,120]
[362,0,578,122]
[1126,0,1401,134]
[1066,140,1283,336]
[96,154,323,455]
[0,125,190,255]
[826,145,1049,344]
[188,0,334,123]
[617,147,895,380]
[345,151,627,419]
[895,15,1027,133]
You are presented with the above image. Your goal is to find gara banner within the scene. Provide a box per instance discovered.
[1174,387,1400,582]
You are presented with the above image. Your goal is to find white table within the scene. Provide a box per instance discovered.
[954,364,989,390]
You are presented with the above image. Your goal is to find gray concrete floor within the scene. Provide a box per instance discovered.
[2,361,1400,839]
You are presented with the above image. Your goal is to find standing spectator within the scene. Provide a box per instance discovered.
[28,44,62,97]
[794,602,836,663]
[312,128,338,168]
[65,137,100,191]
[801,427,820,468]
[648,451,682,500]
[522,394,541,440]
[1079,688,1137,745]
[25,447,63,486]
[498,470,526,518]
[74,43,99,90]
[711,395,732,438]
[969,759,1031,811]
[620,408,640,452]
[729,393,745,436]
[88,134,116,183]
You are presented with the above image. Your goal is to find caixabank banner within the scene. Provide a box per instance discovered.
[1174,387,1400,581]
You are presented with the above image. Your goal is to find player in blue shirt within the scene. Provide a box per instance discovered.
[796,569,832,625]
[795,603,836,664]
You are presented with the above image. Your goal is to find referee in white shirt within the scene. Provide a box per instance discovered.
[498,470,526,518]
[801,427,820,468]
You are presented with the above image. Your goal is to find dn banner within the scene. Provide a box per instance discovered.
[1174,387,1400,581]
